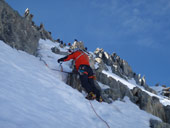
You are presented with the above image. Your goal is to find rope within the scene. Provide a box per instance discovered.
[40,57,49,67]
[60,63,63,72]
[51,69,72,74]
[39,57,71,73]
[89,101,110,128]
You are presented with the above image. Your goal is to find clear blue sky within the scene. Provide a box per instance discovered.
[6,0,170,87]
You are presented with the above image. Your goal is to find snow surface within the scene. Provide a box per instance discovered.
[0,40,162,128]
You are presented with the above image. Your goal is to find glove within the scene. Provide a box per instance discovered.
[57,58,62,63]
[57,56,67,63]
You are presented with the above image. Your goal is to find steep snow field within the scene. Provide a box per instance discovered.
[0,40,161,128]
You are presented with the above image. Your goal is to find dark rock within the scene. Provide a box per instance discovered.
[162,85,167,88]
[95,71,110,85]
[132,87,166,122]
[51,47,60,54]
[150,119,170,128]
[96,71,135,103]
[55,38,60,43]
[121,59,133,79]
[39,26,53,41]
[164,105,170,124]
[66,72,83,92]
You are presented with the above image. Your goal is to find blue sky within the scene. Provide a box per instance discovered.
[6,0,170,87]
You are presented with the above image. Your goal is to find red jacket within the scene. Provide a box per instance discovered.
[63,50,90,70]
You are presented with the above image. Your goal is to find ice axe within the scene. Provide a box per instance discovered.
[60,62,63,72]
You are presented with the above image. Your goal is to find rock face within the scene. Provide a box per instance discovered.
[67,72,83,92]
[94,48,134,79]
[150,119,170,128]
[95,71,135,103]
[162,87,170,98]
[96,69,168,124]
[132,87,166,122]
[94,48,157,94]
[0,0,53,55]
[164,105,170,124]
[0,0,40,55]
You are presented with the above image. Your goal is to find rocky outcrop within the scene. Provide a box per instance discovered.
[36,23,53,41]
[164,105,170,124]
[51,47,60,54]
[95,71,135,103]
[70,40,86,50]
[0,0,40,55]
[150,119,170,128]
[0,0,53,55]
[94,48,134,79]
[66,71,82,92]
[95,69,168,124]
[94,48,156,94]
[132,87,166,122]
[162,87,170,98]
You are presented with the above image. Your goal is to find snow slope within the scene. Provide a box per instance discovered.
[0,40,161,128]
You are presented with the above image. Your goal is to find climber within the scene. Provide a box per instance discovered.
[57,48,102,102]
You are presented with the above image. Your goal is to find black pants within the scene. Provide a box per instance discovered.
[79,65,100,99]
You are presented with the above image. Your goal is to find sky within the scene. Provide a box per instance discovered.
[5,0,170,87]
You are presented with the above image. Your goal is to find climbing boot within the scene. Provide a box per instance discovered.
[86,92,96,100]
[97,96,103,102]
